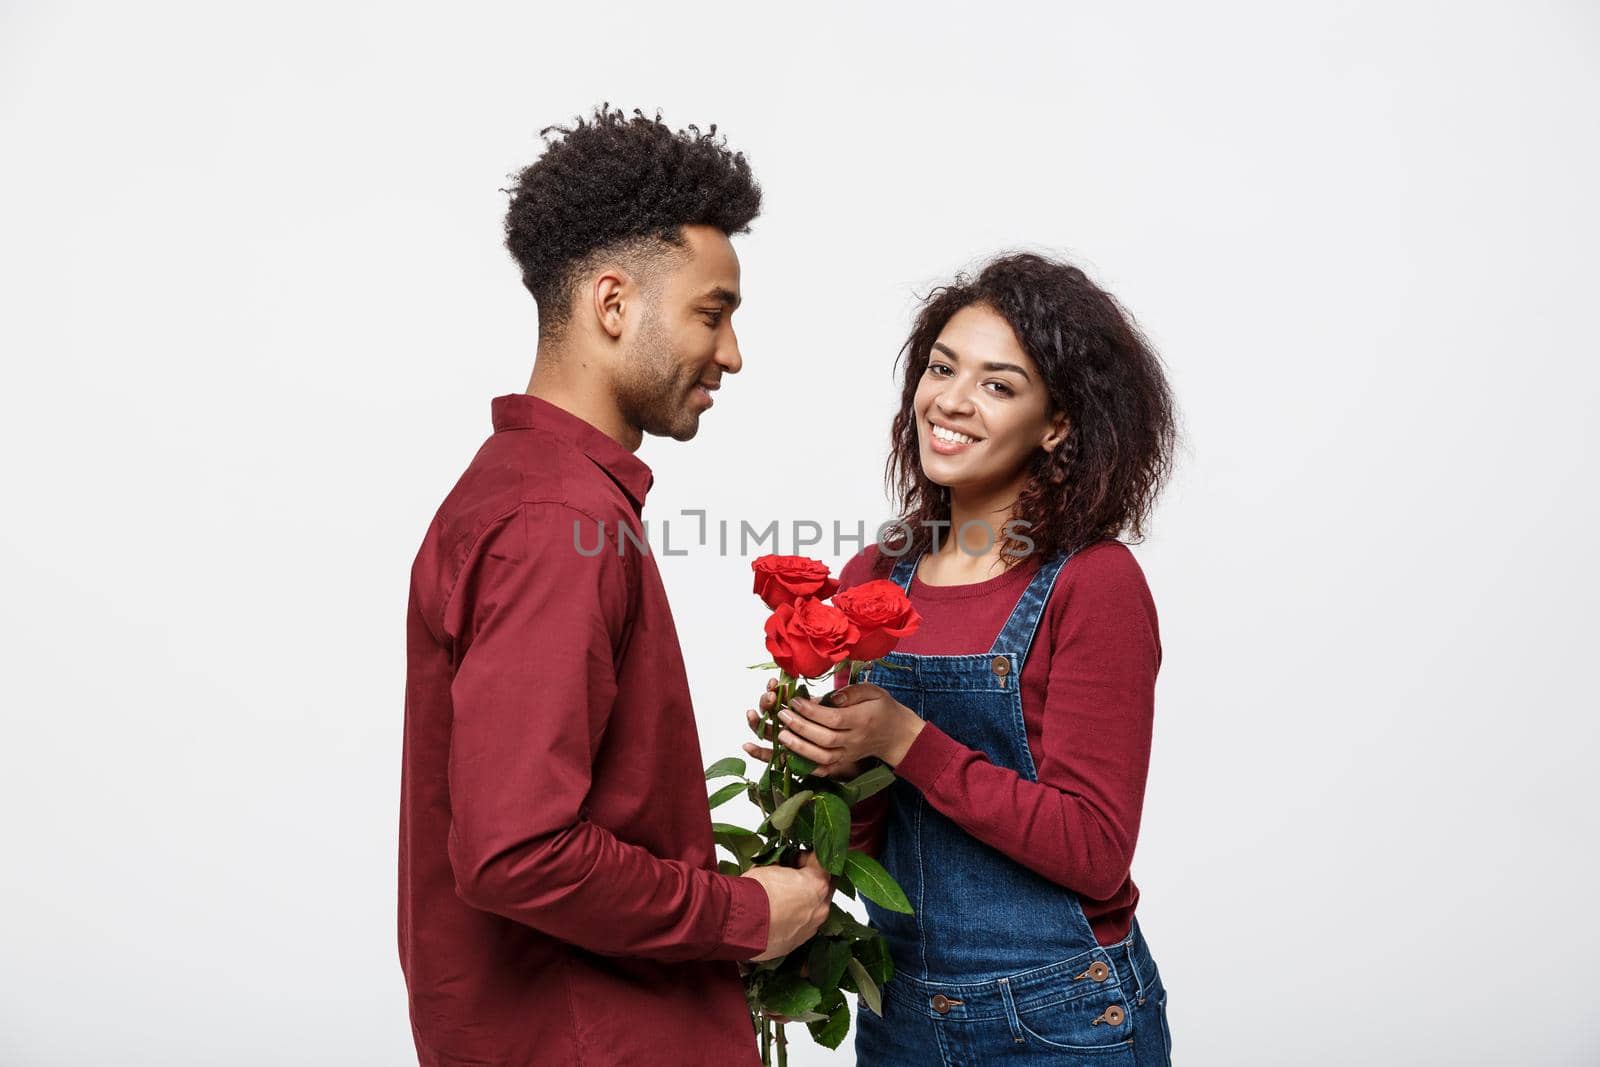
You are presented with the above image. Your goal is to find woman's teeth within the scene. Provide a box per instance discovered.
[931,424,977,445]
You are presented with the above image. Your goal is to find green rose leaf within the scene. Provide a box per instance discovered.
[713,824,764,869]
[770,789,815,832]
[844,851,913,914]
[807,999,851,1049]
[819,904,876,940]
[846,957,883,1017]
[761,973,823,1018]
[812,792,850,875]
[806,936,853,993]
[855,934,895,987]
[708,781,746,810]
[792,801,816,849]
[845,763,896,803]
[705,756,746,781]
[839,914,876,941]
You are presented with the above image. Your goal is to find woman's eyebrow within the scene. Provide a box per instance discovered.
[932,341,1030,380]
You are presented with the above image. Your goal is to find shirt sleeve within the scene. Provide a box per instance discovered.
[443,502,769,962]
[887,545,1161,900]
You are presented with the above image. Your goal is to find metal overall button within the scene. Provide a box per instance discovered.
[1091,1004,1126,1027]
[991,656,1010,677]
[1073,961,1111,982]
[930,994,963,1014]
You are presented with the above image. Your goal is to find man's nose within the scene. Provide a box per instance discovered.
[717,329,743,375]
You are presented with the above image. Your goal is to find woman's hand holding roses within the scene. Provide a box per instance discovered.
[743,677,926,773]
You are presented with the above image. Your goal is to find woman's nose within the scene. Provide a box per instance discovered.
[934,385,976,415]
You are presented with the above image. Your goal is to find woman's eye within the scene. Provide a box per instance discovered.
[986,382,1013,396]
[927,363,951,376]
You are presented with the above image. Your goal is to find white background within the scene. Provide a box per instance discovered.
[3,2,1597,1064]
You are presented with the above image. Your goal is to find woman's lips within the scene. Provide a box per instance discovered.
[928,422,979,455]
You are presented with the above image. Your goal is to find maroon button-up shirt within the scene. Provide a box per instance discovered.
[400,393,769,1066]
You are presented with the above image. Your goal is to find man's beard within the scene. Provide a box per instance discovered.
[616,309,701,442]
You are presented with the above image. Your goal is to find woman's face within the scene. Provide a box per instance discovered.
[913,303,1068,501]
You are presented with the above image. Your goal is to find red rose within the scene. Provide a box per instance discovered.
[834,580,922,661]
[763,597,860,678]
[752,554,840,609]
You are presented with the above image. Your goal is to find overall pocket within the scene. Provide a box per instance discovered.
[1002,979,1138,1059]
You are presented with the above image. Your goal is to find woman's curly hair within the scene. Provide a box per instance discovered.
[502,104,762,336]
[876,252,1179,575]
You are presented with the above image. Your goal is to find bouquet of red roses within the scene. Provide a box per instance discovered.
[704,555,921,1065]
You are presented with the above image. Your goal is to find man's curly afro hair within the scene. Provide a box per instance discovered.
[503,104,762,337]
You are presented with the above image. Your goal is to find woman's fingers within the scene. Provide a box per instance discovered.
[747,690,853,766]
[779,708,842,748]
[777,728,841,765]
[745,708,777,740]
[813,759,862,781]
[743,740,859,777]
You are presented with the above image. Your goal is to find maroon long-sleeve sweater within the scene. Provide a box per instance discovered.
[842,539,1162,946]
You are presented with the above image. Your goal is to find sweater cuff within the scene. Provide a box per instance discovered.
[715,871,771,960]
[890,721,962,792]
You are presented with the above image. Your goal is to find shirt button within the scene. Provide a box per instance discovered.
[931,994,953,1014]
[991,656,1010,676]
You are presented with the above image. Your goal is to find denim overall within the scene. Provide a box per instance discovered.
[853,549,1173,1066]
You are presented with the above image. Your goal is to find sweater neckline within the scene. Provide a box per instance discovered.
[906,554,1042,602]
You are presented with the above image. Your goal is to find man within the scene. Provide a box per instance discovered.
[399,106,832,1066]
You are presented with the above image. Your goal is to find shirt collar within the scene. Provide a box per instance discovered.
[490,393,654,512]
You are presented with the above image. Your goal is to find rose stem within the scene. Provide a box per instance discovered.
[771,672,792,801]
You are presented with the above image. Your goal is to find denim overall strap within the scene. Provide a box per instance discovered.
[987,550,1074,661]
[887,549,922,592]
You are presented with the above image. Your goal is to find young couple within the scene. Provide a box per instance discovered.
[399,105,1176,1067]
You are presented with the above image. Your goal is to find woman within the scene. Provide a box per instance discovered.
[744,252,1178,1066]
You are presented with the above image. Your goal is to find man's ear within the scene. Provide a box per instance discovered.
[1042,411,1071,453]
[590,269,630,341]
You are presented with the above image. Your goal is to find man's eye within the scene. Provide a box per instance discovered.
[701,311,723,326]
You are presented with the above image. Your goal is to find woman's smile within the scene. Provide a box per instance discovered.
[927,418,983,455]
